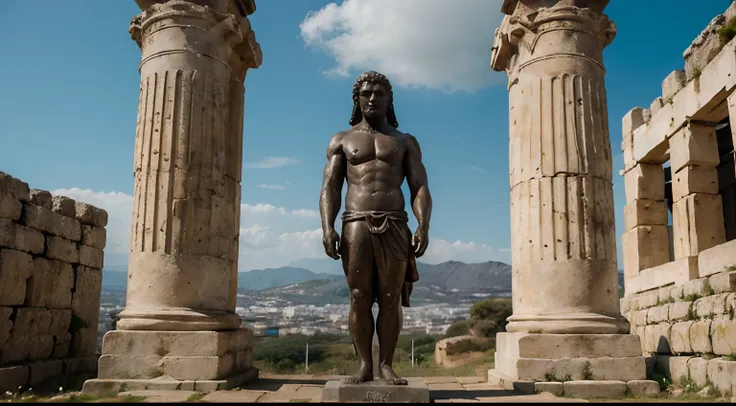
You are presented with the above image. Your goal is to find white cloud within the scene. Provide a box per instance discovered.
[299,0,506,92]
[420,238,500,265]
[244,156,300,169]
[55,188,505,271]
[256,184,288,190]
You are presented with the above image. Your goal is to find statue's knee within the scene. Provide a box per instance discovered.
[378,292,400,308]
[351,288,365,300]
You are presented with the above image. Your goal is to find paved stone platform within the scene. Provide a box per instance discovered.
[109,375,588,403]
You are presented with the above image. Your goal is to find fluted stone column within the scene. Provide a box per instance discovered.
[493,0,626,335]
[83,0,262,391]
[488,0,647,385]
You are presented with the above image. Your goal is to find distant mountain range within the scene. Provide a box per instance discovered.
[102,259,624,293]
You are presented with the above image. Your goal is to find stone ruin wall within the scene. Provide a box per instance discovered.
[620,270,736,394]
[0,171,107,392]
[619,2,736,396]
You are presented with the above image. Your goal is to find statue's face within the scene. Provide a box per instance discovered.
[358,81,389,121]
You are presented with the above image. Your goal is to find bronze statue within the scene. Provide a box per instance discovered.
[319,71,433,385]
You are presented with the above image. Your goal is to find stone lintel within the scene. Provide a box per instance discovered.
[321,379,430,403]
[631,38,736,163]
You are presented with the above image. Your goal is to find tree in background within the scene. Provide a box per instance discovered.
[444,320,470,338]
[444,298,513,339]
[468,298,512,337]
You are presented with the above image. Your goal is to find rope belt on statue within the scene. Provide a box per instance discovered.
[341,210,409,235]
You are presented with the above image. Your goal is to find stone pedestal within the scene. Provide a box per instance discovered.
[83,329,257,393]
[493,0,627,335]
[86,0,262,391]
[321,380,430,403]
[493,333,645,382]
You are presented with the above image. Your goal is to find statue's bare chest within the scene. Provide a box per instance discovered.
[343,132,405,166]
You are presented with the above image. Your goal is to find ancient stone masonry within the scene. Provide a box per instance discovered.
[620,2,736,299]
[487,0,656,398]
[619,2,736,396]
[0,171,107,392]
[621,270,736,395]
[83,0,261,393]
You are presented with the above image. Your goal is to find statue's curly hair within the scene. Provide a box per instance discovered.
[349,71,399,128]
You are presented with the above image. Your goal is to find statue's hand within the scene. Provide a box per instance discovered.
[412,227,429,258]
[323,228,341,260]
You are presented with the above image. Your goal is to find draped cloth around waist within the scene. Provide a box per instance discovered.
[341,210,419,307]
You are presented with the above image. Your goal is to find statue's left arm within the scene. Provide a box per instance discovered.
[404,134,432,257]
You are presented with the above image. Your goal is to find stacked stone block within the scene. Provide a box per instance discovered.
[0,171,107,392]
[621,266,736,395]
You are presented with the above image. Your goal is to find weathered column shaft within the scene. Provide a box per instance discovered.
[118,0,257,331]
[493,0,627,333]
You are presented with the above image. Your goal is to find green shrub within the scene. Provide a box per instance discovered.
[253,335,327,367]
[718,17,736,45]
[444,320,470,338]
[449,338,495,354]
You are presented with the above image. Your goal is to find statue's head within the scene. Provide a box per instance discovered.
[349,71,399,128]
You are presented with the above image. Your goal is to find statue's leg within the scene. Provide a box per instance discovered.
[341,221,376,384]
[376,253,408,385]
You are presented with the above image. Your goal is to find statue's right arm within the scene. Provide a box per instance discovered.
[320,133,346,233]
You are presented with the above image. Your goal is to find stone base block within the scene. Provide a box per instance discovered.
[0,365,29,393]
[497,333,643,359]
[563,380,626,398]
[487,369,660,398]
[494,333,646,382]
[321,379,430,403]
[97,329,253,381]
[82,367,258,394]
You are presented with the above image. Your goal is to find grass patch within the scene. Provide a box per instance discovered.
[692,66,702,80]
[582,361,593,380]
[725,353,736,361]
[704,283,715,297]
[718,17,736,45]
[679,376,699,393]
[683,293,701,302]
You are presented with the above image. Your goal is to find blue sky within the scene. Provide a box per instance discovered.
[0,1,728,271]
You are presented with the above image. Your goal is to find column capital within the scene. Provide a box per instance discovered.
[491,0,616,77]
[130,1,243,47]
[129,0,261,78]
[230,17,263,82]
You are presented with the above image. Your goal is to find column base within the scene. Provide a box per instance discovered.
[116,307,242,331]
[505,312,631,334]
[82,368,258,394]
[91,328,254,382]
[493,332,646,382]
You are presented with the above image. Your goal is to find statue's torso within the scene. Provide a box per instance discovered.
[341,129,408,212]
